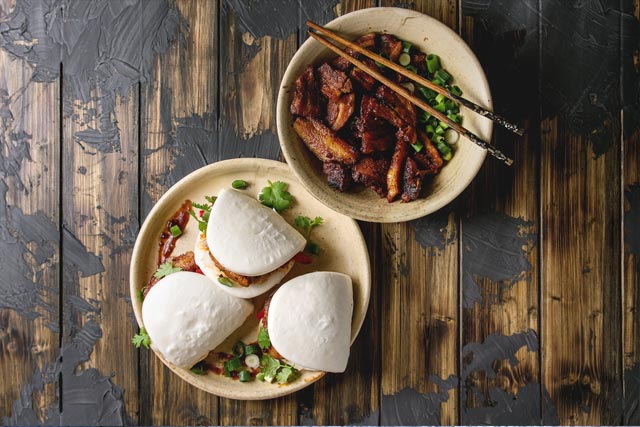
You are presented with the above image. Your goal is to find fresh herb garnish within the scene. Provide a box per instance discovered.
[259,180,293,212]
[232,179,248,189]
[189,196,217,235]
[132,327,151,349]
[137,288,145,302]
[238,370,252,382]
[257,326,271,350]
[259,354,299,384]
[154,261,182,279]
[190,362,207,375]
[224,357,242,376]
[295,215,324,255]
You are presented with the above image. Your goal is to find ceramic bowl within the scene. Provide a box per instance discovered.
[277,7,492,222]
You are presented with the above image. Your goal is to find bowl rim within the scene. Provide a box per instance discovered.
[277,7,492,223]
[129,158,371,400]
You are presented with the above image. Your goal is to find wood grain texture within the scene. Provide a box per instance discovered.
[459,8,542,425]
[140,0,219,424]
[378,1,459,425]
[0,37,60,421]
[623,1,640,422]
[216,1,299,424]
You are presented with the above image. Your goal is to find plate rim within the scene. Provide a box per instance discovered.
[129,158,371,400]
[277,7,492,223]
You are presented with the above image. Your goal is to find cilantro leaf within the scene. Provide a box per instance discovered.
[189,196,217,236]
[259,180,293,212]
[232,179,248,189]
[153,262,182,279]
[132,327,151,349]
[294,215,324,254]
[258,326,271,350]
[276,365,298,384]
[260,354,281,383]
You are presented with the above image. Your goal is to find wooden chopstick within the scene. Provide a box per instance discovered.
[307,30,514,166]
[307,20,525,137]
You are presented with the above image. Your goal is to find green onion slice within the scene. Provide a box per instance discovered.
[398,52,411,67]
[224,358,242,373]
[232,341,245,357]
[169,225,182,237]
[232,179,248,189]
[217,276,235,287]
[426,54,440,74]
[238,370,252,382]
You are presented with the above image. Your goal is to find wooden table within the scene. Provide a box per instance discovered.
[0,0,638,425]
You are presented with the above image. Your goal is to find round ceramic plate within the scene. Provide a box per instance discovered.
[130,159,371,400]
[277,7,493,223]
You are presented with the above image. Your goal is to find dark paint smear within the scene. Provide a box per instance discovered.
[625,184,640,257]
[462,0,640,156]
[0,89,32,194]
[625,362,640,424]
[461,330,560,425]
[462,329,538,379]
[223,0,337,41]
[0,0,182,151]
[462,212,536,308]
[381,375,457,425]
[411,209,455,253]
[4,320,127,426]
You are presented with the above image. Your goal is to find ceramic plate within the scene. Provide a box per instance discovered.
[130,158,371,400]
[277,7,493,222]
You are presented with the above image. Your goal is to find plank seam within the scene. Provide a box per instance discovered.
[57,59,64,416]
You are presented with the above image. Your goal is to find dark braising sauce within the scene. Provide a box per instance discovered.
[158,200,192,264]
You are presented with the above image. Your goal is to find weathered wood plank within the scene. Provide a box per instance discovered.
[140,0,220,424]
[378,1,459,425]
[540,1,623,421]
[216,1,299,424]
[623,1,640,423]
[458,2,543,424]
[0,31,60,423]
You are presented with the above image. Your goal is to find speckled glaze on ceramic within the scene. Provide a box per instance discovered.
[277,7,493,222]
[130,159,371,400]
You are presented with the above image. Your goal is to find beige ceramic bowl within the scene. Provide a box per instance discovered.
[130,159,371,400]
[277,7,493,222]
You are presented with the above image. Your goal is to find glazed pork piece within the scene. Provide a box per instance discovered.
[290,65,322,118]
[293,117,358,165]
[289,32,452,203]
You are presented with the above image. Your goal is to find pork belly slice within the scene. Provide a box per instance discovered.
[352,156,390,197]
[401,157,422,202]
[380,34,403,62]
[331,33,378,72]
[318,62,353,101]
[350,58,378,92]
[323,162,353,192]
[326,92,355,131]
[293,117,358,165]
[414,130,444,175]
[290,64,322,118]
[375,85,416,127]
[386,139,409,202]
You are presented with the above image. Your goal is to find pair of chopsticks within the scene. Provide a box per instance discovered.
[307,21,522,166]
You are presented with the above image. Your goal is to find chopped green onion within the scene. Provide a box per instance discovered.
[439,121,450,130]
[435,126,445,136]
[238,370,252,382]
[417,110,432,123]
[435,93,446,104]
[434,69,452,83]
[217,276,235,287]
[446,113,459,123]
[432,77,445,87]
[444,99,456,111]
[450,85,463,96]
[416,86,436,101]
[434,138,453,161]
[232,179,248,189]
[244,344,261,356]
[245,354,260,369]
[256,373,265,381]
[434,102,447,113]
[425,124,435,137]
[190,363,207,375]
[444,129,460,145]
[402,41,412,53]
[410,142,423,152]
[232,341,245,357]
[401,82,415,93]
[405,64,418,74]
[224,358,242,373]
[169,225,182,237]
[398,52,411,66]
[426,54,440,73]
